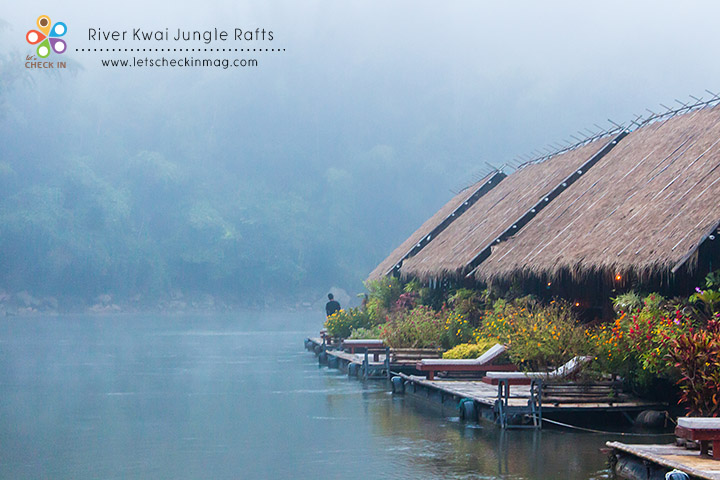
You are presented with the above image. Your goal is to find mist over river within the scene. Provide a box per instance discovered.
[0,312,662,479]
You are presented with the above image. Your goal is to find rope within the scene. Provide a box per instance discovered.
[540,417,677,436]
[664,411,678,426]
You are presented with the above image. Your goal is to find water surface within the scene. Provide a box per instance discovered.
[0,312,660,479]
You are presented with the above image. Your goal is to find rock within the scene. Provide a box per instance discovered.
[16,291,39,307]
[88,303,122,314]
[42,297,59,309]
[95,294,112,305]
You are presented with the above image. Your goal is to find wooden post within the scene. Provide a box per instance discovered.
[530,379,543,429]
[363,348,369,380]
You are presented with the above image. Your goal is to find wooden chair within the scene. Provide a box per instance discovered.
[416,343,516,380]
[483,355,594,385]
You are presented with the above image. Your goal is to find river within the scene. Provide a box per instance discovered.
[0,312,659,479]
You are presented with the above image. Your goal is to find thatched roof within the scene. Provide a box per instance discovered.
[367,171,503,281]
[399,137,614,280]
[474,106,720,283]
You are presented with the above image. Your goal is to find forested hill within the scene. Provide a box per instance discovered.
[0,65,472,312]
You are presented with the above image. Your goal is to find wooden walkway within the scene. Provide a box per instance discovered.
[306,337,439,372]
[326,349,387,365]
[399,374,663,412]
[306,337,668,429]
[608,441,720,480]
[321,344,391,379]
[400,373,529,406]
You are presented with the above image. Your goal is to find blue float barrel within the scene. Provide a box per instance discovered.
[391,376,405,394]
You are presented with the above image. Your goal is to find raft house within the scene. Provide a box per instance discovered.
[306,95,720,479]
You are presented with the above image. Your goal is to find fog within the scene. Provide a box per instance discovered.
[2,1,720,311]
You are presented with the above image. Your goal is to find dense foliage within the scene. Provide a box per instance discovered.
[0,71,470,309]
[590,294,694,390]
[351,271,720,413]
[478,298,587,371]
[380,306,444,348]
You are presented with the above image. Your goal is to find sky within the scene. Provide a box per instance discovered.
[2,1,720,302]
[7,1,720,169]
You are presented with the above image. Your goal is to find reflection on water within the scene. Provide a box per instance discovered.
[0,313,658,479]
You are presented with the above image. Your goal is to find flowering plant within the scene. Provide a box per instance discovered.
[324,308,371,339]
[442,338,508,360]
[474,298,586,371]
[668,322,720,416]
[443,311,474,347]
[591,293,694,388]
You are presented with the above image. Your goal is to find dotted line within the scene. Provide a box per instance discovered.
[74,48,286,52]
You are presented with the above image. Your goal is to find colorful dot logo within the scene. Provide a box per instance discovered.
[26,15,67,58]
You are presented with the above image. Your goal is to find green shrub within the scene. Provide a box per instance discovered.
[364,277,404,323]
[442,338,506,360]
[348,326,382,339]
[687,270,720,320]
[443,310,475,347]
[403,279,422,294]
[690,288,720,318]
[324,308,371,339]
[475,299,519,345]
[380,306,444,348]
[475,299,587,371]
[642,292,666,312]
[504,300,586,371]
[447,288,484,324]
[612,292,643,314]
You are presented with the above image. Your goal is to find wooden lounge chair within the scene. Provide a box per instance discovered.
[483,355,594,385]
[416,343,516,380]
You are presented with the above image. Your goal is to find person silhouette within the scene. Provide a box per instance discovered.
[325,293,341,317]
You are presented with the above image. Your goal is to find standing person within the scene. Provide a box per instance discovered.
[325,293,341,317]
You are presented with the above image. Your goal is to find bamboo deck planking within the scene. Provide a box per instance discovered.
[608,441,720,480]
[400,374,665,411]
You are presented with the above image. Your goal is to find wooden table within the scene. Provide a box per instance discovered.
[676,418,720,460]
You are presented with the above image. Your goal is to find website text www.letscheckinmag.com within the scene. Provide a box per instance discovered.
[99,55,259,69]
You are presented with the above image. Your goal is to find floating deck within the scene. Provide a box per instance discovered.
[305,337,441,378]
[608,441,720,480]
[326,350,376,364]
[305,337,390,379]
[398,374,662,412]
[305,337,667,430]
[326,349,390,378]
[394,373,667,429]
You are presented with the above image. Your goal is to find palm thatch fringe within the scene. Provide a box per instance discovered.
[366,171,502,281]
[399,138,613,281]
[474,105,720,284]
